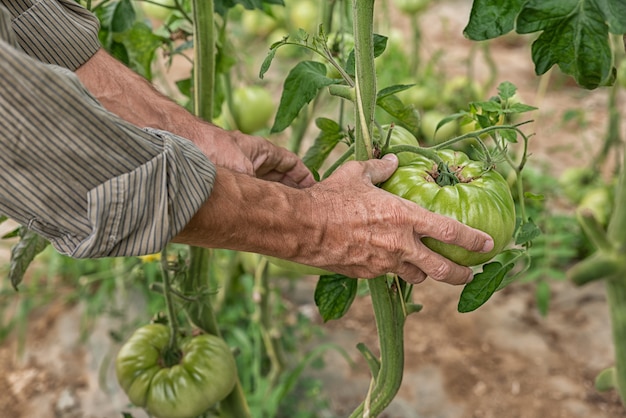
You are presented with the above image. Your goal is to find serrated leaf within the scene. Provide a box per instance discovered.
[314,275,358,322]
[463,0,526,40]
[302,118,346,171]
[515,219,542,245]
[458,261,515,313]
[505,103,538,113]
[465,0,624,89]
[376,95,420,135]
[9,229,49,290]
[271,61,340,133]
[259,47,278,80]
[497,81,517,100]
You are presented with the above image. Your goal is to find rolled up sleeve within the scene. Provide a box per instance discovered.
[1,0,101,70]
[0,40,216,258]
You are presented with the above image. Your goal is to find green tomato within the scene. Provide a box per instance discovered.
[231,86,275,134]
[577,185,614,228]
[381,149,515,266]
[116,324,237,418]
[392,0,431,15]
[558,167,599,204]
[140,0,175,21]
[288,0,319,32]
[420,110,459,144]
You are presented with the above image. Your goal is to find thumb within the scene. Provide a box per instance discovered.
[362,154,399,184]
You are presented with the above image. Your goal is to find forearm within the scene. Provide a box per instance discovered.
[75,48,216,141]
[173,167,321,260]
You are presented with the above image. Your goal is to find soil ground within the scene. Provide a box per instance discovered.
[1,1,626,417]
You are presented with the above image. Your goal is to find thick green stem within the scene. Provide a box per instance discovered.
[352,0,375,161]
[193,0,215,121]
[159,248,179,354]
[349,277,405,417]
[605,275,626,405]
[189,2,251,416]
[348,2,406,416]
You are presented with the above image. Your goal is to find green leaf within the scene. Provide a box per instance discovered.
[497,81,517,101]
[345,34,388,77]
[376,95,420,136]
[458,261,515,313]
[465,0,625,89]
[110,0,136,33]
[9,229,49,290]
[0,215,7,224]
[115,22,164,80]
[505,103,538,114]
[515,219,542,245]
[520,0,612,88]
[302,118,346,171]
[463,0,526,40]
[314,275,358,322]
[271,61,340,133]
[259,47,278,80]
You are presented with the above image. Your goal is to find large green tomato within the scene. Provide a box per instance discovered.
[381,149,515,266]
[116,324,237,418]
[231,86,275,134]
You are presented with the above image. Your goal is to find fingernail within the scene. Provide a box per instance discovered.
[382,153,397,162]
[466,271,474,284]
[482,238,494,253]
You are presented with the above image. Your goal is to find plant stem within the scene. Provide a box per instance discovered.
[190,1,251,416]
[193,0,215,121]
[349,1,406,416]
[159,248,178,353]
[349,277,405,417]
[352,0,375,161]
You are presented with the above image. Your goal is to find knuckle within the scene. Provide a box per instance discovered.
[429,262,452,281]
[437,221,459,243]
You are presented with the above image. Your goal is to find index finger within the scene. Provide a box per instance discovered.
[413,206,494,254]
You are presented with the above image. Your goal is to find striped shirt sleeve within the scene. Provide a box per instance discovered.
[0,14,217,258]
[1,0,100,70]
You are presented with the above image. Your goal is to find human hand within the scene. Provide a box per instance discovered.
[185,125,315,188]
[303,154,494,285]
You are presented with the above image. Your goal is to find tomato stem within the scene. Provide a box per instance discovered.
[159,247,180,355]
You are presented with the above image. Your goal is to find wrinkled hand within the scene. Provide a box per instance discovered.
[306,154,494,285]
[191,126,315,188]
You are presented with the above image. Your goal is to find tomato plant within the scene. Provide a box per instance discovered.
[116,323,237,418]
[381,149,516,266]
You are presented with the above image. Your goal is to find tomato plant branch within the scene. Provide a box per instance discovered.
[159,247,180,354]
[383,144,444,165]
[252,257,286,388]
[193,0,215,121]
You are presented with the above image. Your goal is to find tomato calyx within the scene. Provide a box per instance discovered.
[160,347,183,368]
[428,162,475,186]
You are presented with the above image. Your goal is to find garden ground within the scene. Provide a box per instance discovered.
[1,1,625,417]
